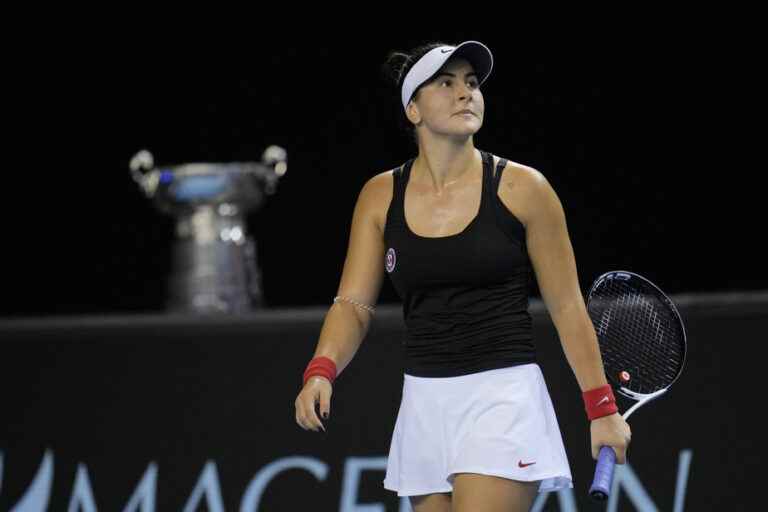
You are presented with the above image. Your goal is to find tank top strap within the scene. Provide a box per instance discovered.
[491,154,509,192]
[393,158,415,227]
[400,158,415,190]
[478,149,496,218]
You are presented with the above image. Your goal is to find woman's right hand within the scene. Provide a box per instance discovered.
[295,376,332,432]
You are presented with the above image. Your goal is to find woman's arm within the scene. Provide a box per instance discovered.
[515,167,607,392]
[500,162,631,464]
[311,171,389,376]
[295,171,389,433]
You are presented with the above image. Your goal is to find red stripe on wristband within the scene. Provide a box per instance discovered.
[583,384,618,421]
[303,356,337,387]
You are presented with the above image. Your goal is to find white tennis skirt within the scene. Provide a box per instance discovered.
[383,363,573,497]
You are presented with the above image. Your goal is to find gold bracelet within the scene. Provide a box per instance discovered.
[333,295,376,315]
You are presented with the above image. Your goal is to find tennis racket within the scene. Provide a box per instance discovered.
[586,270,687,501]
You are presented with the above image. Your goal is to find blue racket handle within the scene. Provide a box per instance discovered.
[589,446,617,501]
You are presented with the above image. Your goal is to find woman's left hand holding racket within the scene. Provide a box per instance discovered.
[590,412,632,465]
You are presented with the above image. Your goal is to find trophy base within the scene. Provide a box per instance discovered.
[166,236,263,314]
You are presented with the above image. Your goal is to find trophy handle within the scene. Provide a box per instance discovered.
[262,145,287,175]
[129,149,159,197]
[258,145,287,195]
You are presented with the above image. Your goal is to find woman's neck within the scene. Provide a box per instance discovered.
[413,137,479,195]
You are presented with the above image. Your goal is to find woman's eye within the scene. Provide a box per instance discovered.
[440,78,478,88]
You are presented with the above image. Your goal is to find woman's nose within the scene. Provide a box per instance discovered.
[457,82,473,100]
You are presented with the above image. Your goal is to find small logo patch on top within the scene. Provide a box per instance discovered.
[385,248,397,273]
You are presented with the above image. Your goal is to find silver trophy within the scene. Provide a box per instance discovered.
[130,147,287,314]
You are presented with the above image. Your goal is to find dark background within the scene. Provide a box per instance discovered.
[2,24,754,317]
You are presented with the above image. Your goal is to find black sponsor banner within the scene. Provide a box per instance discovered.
[1,295,761,510]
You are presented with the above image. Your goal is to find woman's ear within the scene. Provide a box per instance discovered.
[405,101,421,126]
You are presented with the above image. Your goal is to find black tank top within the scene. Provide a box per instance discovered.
[383,149,536,377]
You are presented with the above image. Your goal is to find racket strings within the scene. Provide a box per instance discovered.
[604,298,680,389]
[589,278,685,395]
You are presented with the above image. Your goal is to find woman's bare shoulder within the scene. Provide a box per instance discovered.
[492,155,546,185]
[492,156,552,227]
[358,168,396,234]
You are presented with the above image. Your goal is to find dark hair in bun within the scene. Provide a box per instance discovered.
[381,41,453,144]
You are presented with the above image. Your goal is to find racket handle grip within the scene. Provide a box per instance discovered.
[589,446,617,501]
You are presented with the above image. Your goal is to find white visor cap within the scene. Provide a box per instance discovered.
[400,40,494,112]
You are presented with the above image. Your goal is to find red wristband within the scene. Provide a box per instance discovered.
[303,356,337,387]
[582,384,618,421]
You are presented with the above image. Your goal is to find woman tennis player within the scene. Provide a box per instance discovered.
[295,40,631,512]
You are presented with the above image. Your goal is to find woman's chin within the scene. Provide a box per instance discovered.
[448,126,481,138]
[425,122,482,140]
[453,119,482,133]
